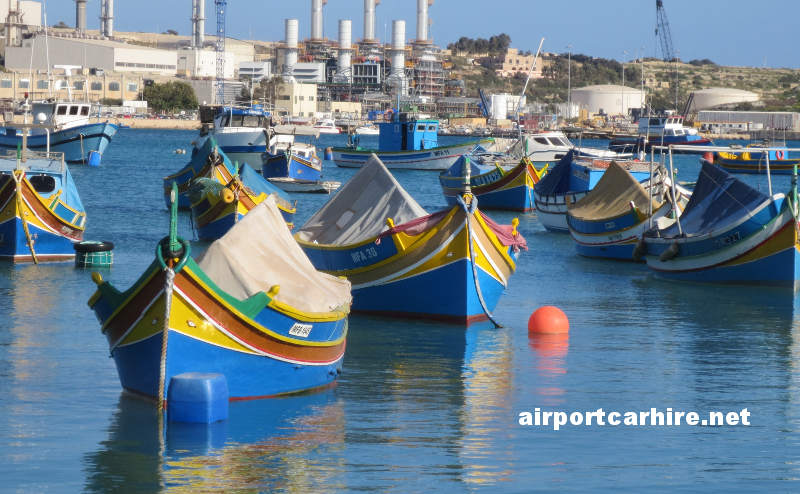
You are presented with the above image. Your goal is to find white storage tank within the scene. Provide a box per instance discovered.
[689,87,759,111]
[571,84,644,116]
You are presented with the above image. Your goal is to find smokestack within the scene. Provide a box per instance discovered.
[283,18,299,83]
[75,0,87,34]
[196,0,205,48]
[311,0,327,41]
[191,0,196,48]
[416,0,432,43]
[99,0,106,36]
[107,0,114,37]
[335,19,352,83]
[363,0,378,41]
[389,20,407,94]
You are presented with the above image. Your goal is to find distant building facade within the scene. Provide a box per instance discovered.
[494,48,542,78]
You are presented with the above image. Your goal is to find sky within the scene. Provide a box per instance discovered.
[41,0,798,69]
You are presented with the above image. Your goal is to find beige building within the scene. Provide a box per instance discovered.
[273,82,317,118]
[495,48,542,78]
[0,70,144,102]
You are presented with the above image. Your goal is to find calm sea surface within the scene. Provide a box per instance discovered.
[0,130,798,492]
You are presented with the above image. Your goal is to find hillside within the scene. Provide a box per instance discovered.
[448,53,800,113]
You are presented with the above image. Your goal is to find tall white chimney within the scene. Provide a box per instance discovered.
[388,20,407,94]
[363,0,377,41]
[196,0,205,47]
[101,0,114,37]
[191,0,197,48]
[283,18,299,83]
[311,0,327,41]
[335,19,352,83]
[99,0,106,37]
[416,0,432,43]
[75,0,87,34]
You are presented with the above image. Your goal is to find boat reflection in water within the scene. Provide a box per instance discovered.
[83,388,345,493]
[458,323,515,486]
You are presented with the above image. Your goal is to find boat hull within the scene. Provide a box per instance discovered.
[332,139,491,170]
[0,122,118,163]
[440,161,539,212]
[643,202,800,288]
[89,260,348,400]
[262,152,322,182]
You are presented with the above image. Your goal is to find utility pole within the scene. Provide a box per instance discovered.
[567,44,572,122]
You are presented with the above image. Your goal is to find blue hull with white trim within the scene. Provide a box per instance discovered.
[0,122,117,163]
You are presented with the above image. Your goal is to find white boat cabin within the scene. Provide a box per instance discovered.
[32,102,92,130]
[637,116,700,137]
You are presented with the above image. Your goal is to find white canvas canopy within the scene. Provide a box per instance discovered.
[296,154,429,245]
[197,196,352,314]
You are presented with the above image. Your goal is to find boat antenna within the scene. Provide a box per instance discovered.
[513,37,545,140]
[42,1,52,99]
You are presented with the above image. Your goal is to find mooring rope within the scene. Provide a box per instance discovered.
[458,195,502,328]
[13,171,38,264]
[157,267,175,412]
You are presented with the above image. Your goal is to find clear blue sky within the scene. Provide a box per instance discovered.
[43,0,797,68]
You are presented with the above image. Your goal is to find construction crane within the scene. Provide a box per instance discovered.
[655,0,679,110]
[215,0,227,105]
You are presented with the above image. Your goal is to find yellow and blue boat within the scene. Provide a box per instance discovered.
[567,161,688,260]
[439,155,547,212]
[189,160,296,240]
[0,147,85,262]
[88,189,352,402]
[163,138,238,209]
[296,155,526,325]
[702,146,800,175]
[641,161,800,288]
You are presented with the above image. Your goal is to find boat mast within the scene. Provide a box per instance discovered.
[513,37,545,140]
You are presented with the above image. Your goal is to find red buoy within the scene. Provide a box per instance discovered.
[702,151,714,164]
[528,306,569,334]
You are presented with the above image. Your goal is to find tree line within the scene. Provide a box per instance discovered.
[447,34,511,55]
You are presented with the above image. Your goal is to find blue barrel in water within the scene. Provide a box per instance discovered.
[167,372,229,424]
[324,146,333,160]
[87,150,102,167]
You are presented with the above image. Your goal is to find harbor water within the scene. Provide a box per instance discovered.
[1,130,798,491]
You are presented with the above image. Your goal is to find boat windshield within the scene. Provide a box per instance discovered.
[223,114,265,128]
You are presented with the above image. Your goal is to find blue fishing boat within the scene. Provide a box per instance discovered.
[331,112,493,170]
[296,154,526,325]
[533,152,653,232]
[701,145,800,175]
[439,155,547,212]
[194,104,271,169]
[164,138,238,209]
[189,161,296,240]
[567,161,688,260]
[0,101,117,164]
[88,187,352,402]
[640,160,800,288]
[261,125,323,182]
[0,144,85,262]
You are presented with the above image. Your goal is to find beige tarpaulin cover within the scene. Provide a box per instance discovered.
[197,196,352,313]
[296,154,428,245]
[568,161,655,221]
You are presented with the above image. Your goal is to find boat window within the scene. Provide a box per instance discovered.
[242,115,261,127]
[674,129,684,135]
[557,138,571,146]
[427,124,437,132]
[417,124,426,132]
[649,118,661,126]
[56,106,67,115]
[534,137,549,145]
[69,106,79,115]
[29,175,55,194]
[80,106,89,116]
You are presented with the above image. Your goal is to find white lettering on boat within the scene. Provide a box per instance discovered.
[289,323,312,338]
[351,246,379,263]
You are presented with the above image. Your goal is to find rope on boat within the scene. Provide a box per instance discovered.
[13,171,38,264]
[458,195,502,328]
[157,267,175,412]
[79,133,85,165]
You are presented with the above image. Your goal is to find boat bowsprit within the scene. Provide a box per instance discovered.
[88,188,351,402]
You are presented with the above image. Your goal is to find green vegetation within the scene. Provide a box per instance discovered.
[447,34,511,55]
[143,81,198,112]
[99,98,122,106]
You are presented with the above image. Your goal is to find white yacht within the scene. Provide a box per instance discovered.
[523,130,630,163]
[313,118,340,134]
[193,105,271,168]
